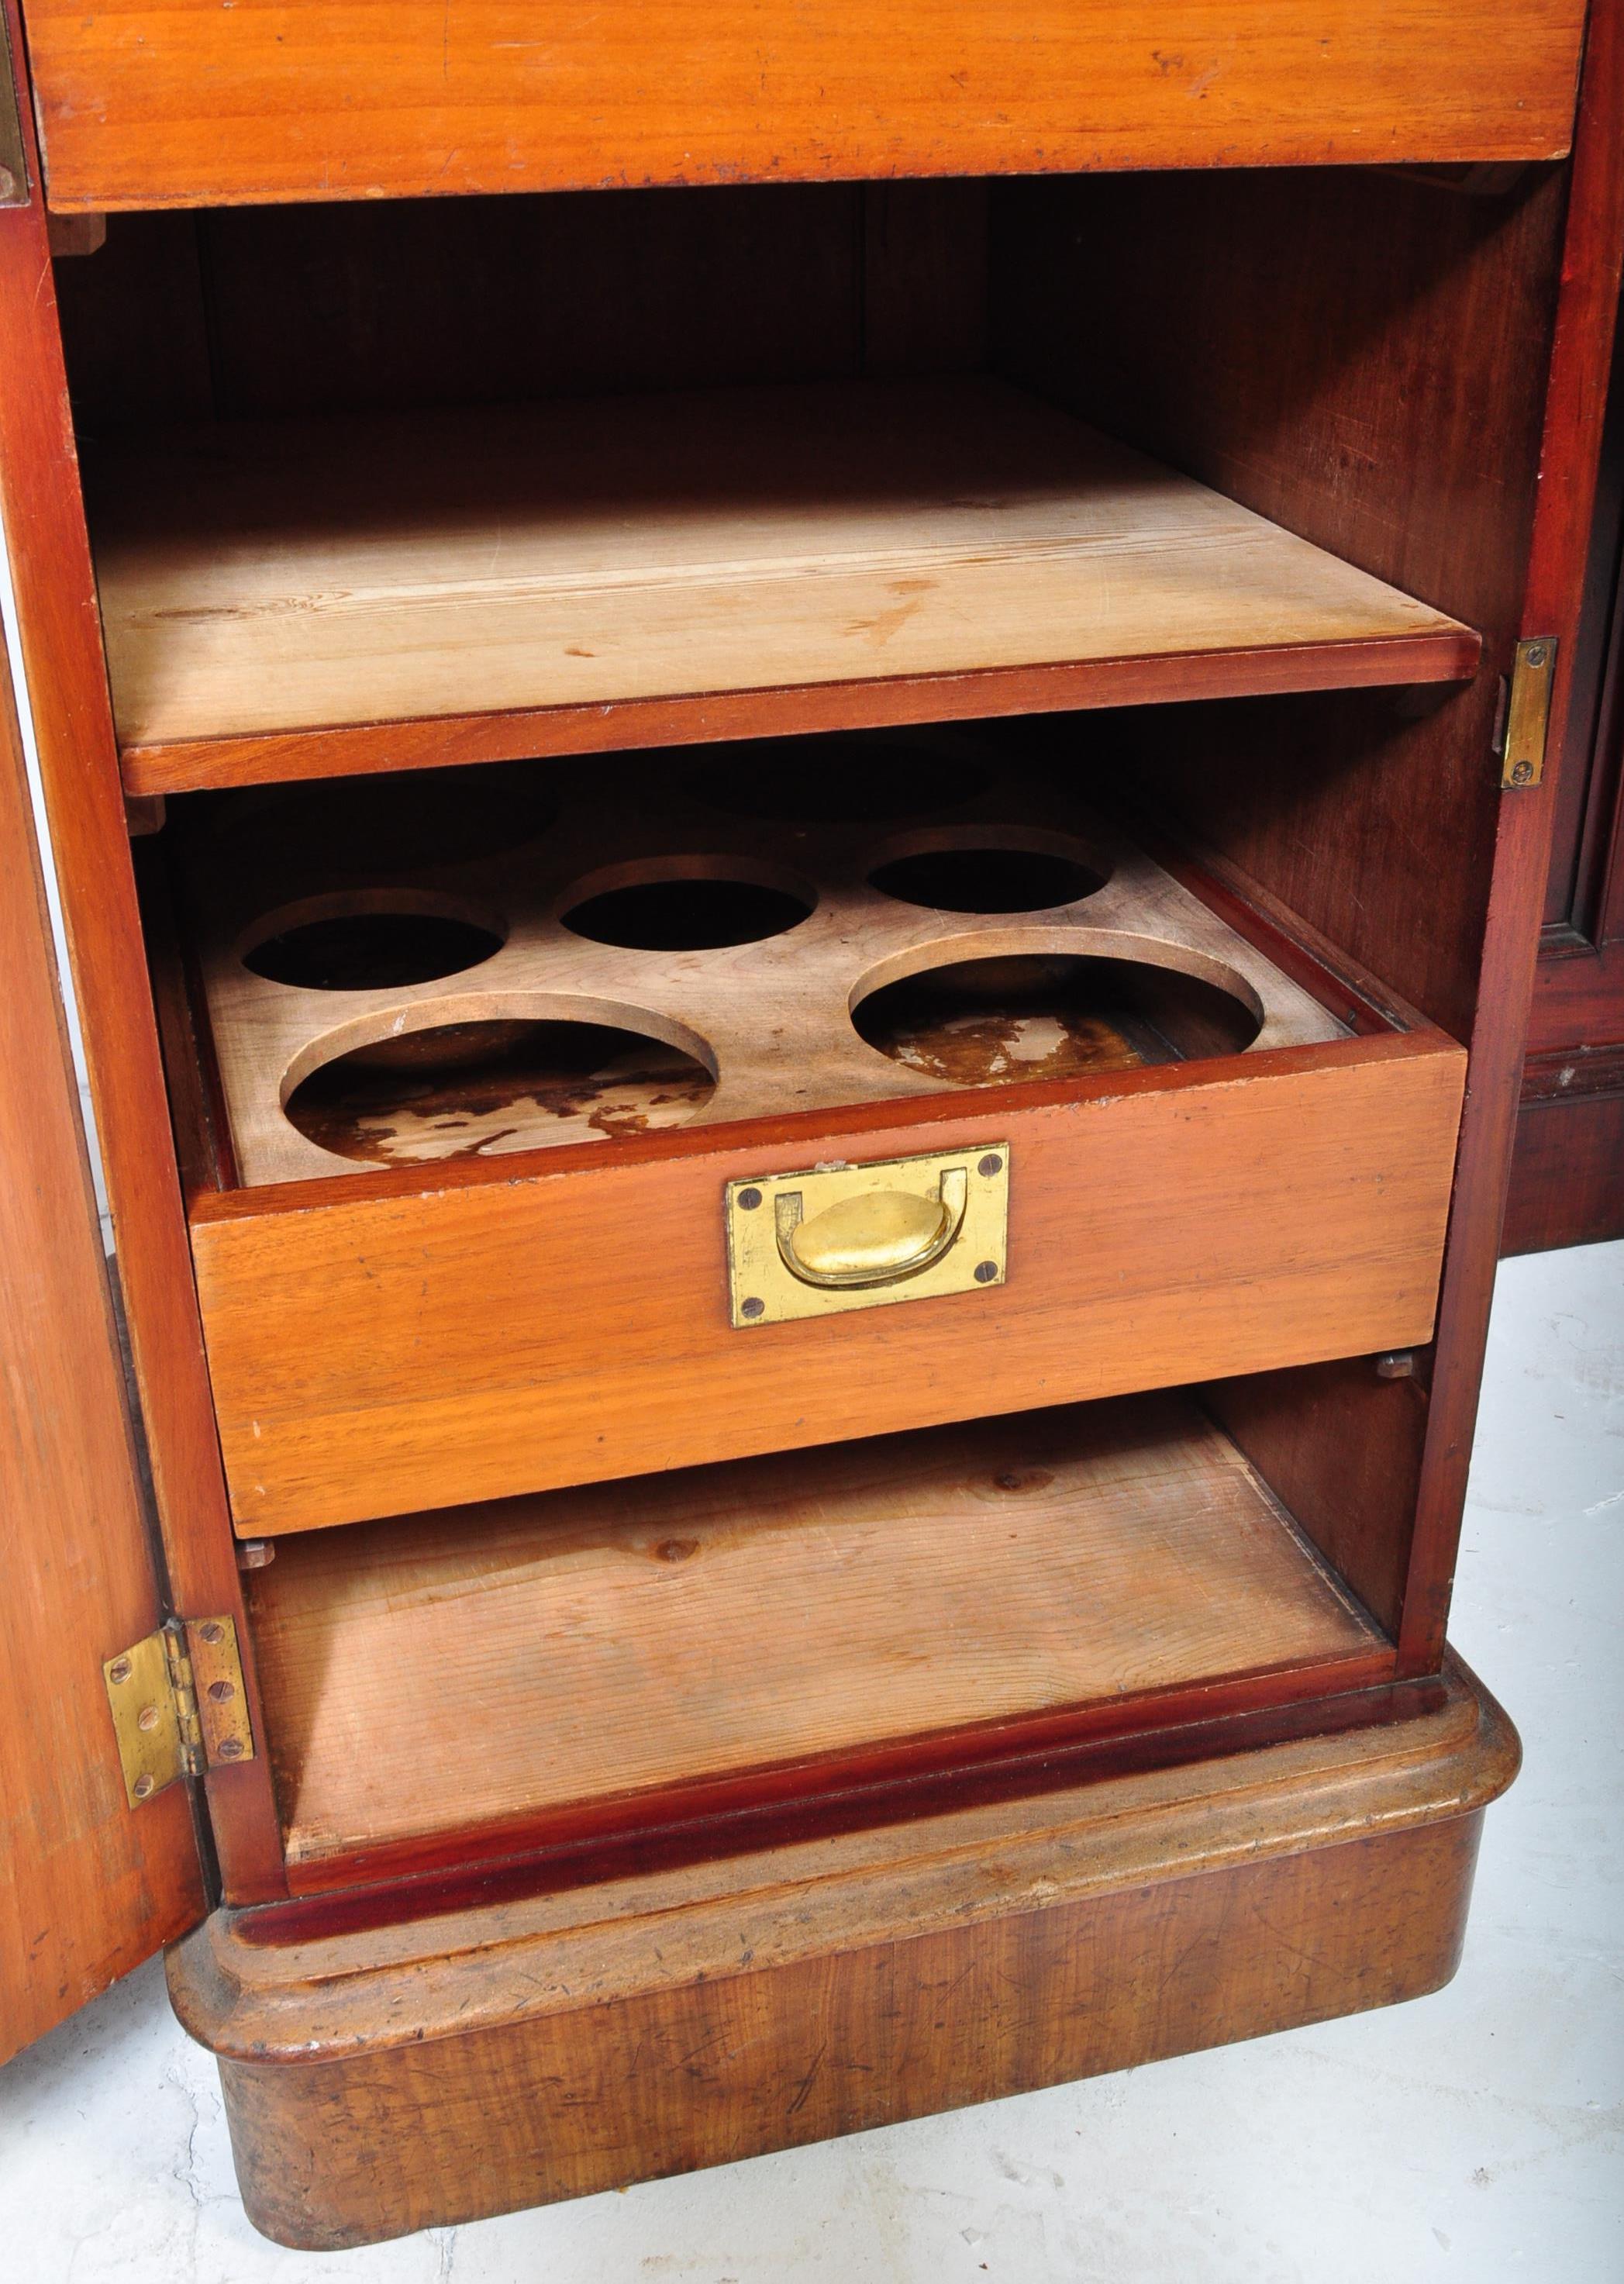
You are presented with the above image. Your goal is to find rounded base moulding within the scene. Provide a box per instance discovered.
[167,1660,1519,2251]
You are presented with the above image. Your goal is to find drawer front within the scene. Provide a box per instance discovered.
[26,0,1584,212]
[191,1037,1464,1534]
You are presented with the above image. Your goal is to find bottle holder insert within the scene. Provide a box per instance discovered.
[178,737,1349,1189]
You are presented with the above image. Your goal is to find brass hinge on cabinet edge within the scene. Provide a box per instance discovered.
[0,6,30,207]
[1501,637,1557,788]
[102,1617,255,1807]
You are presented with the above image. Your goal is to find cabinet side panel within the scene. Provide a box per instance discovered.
[1400,0,1624,1666]
[0,34,287,1902]
[0,609,202,2065]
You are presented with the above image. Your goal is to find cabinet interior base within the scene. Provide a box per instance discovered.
[244,1392,1388,1887]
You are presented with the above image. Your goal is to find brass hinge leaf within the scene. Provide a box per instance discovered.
[1501,637,1557,789]
[103,1616,255,1808]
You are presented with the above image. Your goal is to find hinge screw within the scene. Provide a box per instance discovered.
[132,1773,154,1800]
[107,1656,133,1685]
[1525,643,1549,668]
[216,1737,245,1760]
[1508,758,1536,786]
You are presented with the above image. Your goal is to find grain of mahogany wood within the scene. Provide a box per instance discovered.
[23,0,1585,213]
[188,1034,1464,1534]
[0,607,202,2063]
[168,1665,1518,2248]
[85,378,1477,777]
[246,1392,1383,1870]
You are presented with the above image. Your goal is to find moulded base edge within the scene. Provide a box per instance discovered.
[167,1656,1519,2249]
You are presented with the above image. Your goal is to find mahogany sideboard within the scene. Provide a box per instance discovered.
[2,0,1619,2248]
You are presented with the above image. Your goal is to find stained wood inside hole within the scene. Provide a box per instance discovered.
[853,952,1262,1085]
[284,1018,715,1164]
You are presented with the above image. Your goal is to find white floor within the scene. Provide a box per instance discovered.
[3,1244,1619,2284]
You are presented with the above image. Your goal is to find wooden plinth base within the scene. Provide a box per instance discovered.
[168,1661,1517,2251]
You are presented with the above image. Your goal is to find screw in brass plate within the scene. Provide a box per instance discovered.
[736,1187,762,1212]
[741,1296,765,1319]
[216,1737,245,1760]
[207,1678,235,1702]
[0,170,18,204]
[107,1657,133,1686]
[974,1260,998,1283]
[198,1620,225,1644]
[132,1774,154,1800]
[1509,758,1536,785]
[1525,643,1549,668]
[137,1703,160,1732]
[978,1154,1003,1178]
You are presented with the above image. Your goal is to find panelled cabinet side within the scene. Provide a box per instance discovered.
[1400,0,1624,1668]
[0,0,286,1903]
[0,577,204,2065]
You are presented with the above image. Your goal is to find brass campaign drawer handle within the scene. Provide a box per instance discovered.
[725,1145,1007,1326]
[774,1167,969,1290]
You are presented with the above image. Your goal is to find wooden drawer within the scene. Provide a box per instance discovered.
[188,1031,1464,1534]
[153,740,1467,1537]
[23,0,1585,214]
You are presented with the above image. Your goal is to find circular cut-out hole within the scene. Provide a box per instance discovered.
[694,737,988,823]
[229,762,558,875]
[284,1016,715,1166]
[244,909,504,991]
[853,952,1261,1086]
[561,872,812,951]
[868,845,1105,913]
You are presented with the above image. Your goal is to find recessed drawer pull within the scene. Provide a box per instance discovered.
[723,1147,1009,1328]
[775,1168,969,1291]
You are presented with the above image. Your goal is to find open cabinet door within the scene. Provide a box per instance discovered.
[0,626,205,2066]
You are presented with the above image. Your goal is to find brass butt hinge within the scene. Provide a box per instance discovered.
[0,6,31,208]
[102,1616,255,1807]
[1500,637,1557,789]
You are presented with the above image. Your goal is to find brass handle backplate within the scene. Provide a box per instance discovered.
[726,1147,1008,1327]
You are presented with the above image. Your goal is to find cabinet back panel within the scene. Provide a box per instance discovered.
[57,183,989,433]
